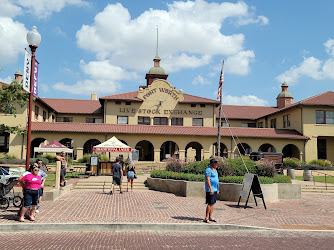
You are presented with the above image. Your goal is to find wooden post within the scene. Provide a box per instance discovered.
[55,161,61,189]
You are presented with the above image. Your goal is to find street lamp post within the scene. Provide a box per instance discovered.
[25,26,41,171]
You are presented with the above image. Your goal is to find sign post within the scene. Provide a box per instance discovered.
[237,173,267,209]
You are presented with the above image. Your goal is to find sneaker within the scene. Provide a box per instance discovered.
[64,181,67,187]
[19,216,25,222]
[60,184,64,187]
[120,191,123,194]
[109,191,113,195]
[35,210,39,214]
[29,215,35,221]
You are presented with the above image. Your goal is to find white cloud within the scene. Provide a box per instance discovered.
[55,26,66,36]
[225,50,255,75]
[277,38,334,85]
[222,93,269,106]
[0,0,22,18]
[237,15,269,26]
[192,75,210,85]
[0,17,28,65]
[0,76,13,84]
[53,60,138,95]
[76,1,267,73]
[17,0,89,19]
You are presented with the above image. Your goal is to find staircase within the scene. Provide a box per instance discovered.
[73,174,150,191]
[301,184,334,194]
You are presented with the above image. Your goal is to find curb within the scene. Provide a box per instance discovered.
[0,222,271,233]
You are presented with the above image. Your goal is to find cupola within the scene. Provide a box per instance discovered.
[276,82,293,108]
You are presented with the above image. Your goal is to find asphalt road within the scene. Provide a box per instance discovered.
[2,230,334,249]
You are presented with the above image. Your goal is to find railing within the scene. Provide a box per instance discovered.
[312,170,334,191]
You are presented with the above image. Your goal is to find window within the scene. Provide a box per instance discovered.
[190,104,196,107]
[200,104,206,108]
[43,110,47,122]
[117,116,128,124]
[270,118,276,128]
[241,123,256,128]
[192,118,203,126]
[86,118,103,123]
[125,102,131,105]
[283,115,290,128]
[317,138,327,159]
[56,117,73,122]
[258,122,263,128]
[171,118,183,126]
[52,115,55,122]
[115,101,121,105]
[316,110,334,124]
[153,117,168,125]
[34,105,39,120]
[138,116,150,125]
[0,132,9,153]
[222,122,230,127]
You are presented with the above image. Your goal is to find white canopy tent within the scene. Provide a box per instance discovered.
[93,136,132,153]
[34,140,73,154]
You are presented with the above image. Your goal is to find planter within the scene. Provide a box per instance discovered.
[303,170,313,181]
[287,169,295,179]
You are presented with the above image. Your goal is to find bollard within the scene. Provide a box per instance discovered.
[55,161,61,189]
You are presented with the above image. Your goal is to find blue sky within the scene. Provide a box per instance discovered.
[0,0,333,107]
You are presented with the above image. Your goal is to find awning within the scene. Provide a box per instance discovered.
[93,136,131,152]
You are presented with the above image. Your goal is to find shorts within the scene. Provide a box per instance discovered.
[23,189,39,207]
[60,168,67,179]
[127,171,135,179]
[206,191,217,205]
[112,177,122,186]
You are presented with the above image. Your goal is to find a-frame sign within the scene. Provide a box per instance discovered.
[237,173,267,209]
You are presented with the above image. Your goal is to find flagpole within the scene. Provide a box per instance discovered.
[216,60,224,157]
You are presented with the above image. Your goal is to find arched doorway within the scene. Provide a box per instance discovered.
[119,139,128,145]
[258,143,276,152]
[83,139,101,155]
[59,138,72,149]
[234,143,252,157]
[160,141,179,161]
[31,137,46,158]
[185,142,203,161]
[135,140,154,161]
[282,144,300,159]
[213,142,228,157]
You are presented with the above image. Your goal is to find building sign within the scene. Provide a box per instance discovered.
[119,108,202,116]
[23,49,31,93]
[33,60,39,98]
[142,87,179,101]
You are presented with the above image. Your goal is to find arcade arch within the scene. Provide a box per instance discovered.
[31,137,46,157]
[83,139,101,155]
[160,141,179,161]
[135,140,154,161]
[185,142,203,161]
[234,143,252,157]
[258,143,276,152]
[213,142,228,157]
[282,144,300,159]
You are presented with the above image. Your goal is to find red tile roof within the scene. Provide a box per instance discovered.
[216,105,278,120]
[180,93,220,104]
[40,98,102,114]
[31,122,309,140]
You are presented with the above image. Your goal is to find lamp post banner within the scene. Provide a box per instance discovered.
[23,49,31,93]
[33,59,39,98]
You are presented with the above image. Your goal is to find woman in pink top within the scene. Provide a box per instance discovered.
[18,164,41,222]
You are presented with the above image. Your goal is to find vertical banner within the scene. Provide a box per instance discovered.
[33,60,39,98]
[23,49,31,93]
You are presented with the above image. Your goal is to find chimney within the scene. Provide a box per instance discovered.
[14,70,23,83]
[91,94,97,100]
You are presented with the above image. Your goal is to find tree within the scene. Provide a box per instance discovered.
[0,79,29,134]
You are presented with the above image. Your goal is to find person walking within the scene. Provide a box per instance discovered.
[126,161,136,192]
[56,151,67,187]
[18,164,41,222]
[204,158,219,223]
[110,157,123,194]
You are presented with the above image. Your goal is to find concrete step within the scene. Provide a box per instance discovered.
[302,190,334,194]
[74,184,147,189]
[73,187,150,191]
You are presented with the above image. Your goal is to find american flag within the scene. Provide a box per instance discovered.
[217,61,224,99]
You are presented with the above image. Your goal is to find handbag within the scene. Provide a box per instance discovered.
[134,174,137,179]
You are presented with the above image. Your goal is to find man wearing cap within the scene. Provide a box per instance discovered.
[204,158,219,223]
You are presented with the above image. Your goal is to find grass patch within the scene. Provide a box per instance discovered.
[295,175,334,183]
[44,172,81,186]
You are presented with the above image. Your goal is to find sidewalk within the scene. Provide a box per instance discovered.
[1,186,333,231]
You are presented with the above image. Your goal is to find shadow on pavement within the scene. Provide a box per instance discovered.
[172,216,203,222]
[225,204,254,209]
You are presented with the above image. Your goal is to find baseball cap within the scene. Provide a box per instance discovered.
[210,158,218,163]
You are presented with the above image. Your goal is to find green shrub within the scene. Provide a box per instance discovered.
[273,174,292,183]
[228,156,257,176]
[78,154,108,163]
[0,154,17,159]
[283,157,301,169]
[308,159,333,167]
[0,158,25,164]
[44,154,57,163]
[219,176,244,184]
[217,157,232,176]
[182,159,210,174]
[300,164,334,171]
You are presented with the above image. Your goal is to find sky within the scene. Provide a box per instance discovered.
[0,0,333,107]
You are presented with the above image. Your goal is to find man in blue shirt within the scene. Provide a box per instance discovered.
[204,158,219,223]
[110,157,123,194]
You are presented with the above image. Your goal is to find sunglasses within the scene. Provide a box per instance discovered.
[33,168,39,171]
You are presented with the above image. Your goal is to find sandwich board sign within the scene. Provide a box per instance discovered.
[237,173,267,209]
